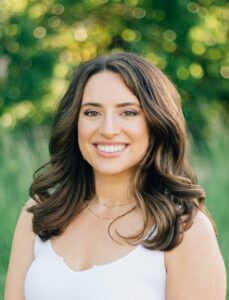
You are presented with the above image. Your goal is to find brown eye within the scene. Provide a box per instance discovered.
[83,110,99,117]
[122,110,138,116]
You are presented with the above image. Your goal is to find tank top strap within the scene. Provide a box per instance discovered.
[34,234,49,257]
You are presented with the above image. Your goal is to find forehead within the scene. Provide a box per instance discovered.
[81,71,139,105]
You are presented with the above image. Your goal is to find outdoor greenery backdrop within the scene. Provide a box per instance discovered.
[0,0,228,298]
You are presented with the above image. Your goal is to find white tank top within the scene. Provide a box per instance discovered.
[24,227,166,300]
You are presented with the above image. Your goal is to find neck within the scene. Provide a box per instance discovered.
[93,170,135,206]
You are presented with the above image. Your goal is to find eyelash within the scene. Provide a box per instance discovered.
[83,110,139,117]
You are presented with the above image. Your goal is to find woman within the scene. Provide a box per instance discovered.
[5,52,226,299]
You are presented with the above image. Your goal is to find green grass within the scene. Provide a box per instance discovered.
[190,120,229,298]
[0,126,50,298]
[0,124,228,298]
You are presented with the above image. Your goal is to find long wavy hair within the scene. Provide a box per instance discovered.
[28,52,215,251]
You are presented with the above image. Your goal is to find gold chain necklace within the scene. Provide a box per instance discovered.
[85,199,137,220]
[86,201,113,220]
[94,197,136,208]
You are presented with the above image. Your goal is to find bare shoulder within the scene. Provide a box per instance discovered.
[4,198,36,299]
[174,210,219,254]
[165,210,227,300]
[13,197,36,238]
[13,197,36,241]
[179,210,216,244]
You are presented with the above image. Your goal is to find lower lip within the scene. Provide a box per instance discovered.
[93,145,128,158]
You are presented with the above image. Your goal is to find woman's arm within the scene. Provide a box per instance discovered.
[4,198,36,300]
[165,210,227,300]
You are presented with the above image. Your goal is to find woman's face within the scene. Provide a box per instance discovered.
[77,71,150,177]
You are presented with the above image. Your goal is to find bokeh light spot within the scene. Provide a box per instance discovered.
[192,43,206,55]
[51,4,65,15]
[189,63,204,79]
[220,66,229,79]
[121,29,140,42]
[73,27,88,41]
[197,7,208,17]
[48,16,61,28]
[0,113,14,128]
[187,2,199,13]
[163,41,176,53]
[33,26,47,39]
[164,30,177,41]
[6,41,19,53]
[14,101,35,120]
[177,67,189,80]
[133,7,145,18]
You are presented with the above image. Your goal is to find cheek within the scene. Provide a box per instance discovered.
[77,120,88,154]
[77,119,94,141]
[130,121,150,141]
[77,123,86,141]
[77,120,97,158]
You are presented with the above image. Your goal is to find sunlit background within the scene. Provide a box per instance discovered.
[0,0,228,297]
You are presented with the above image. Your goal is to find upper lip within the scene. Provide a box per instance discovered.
[93,142,129,145]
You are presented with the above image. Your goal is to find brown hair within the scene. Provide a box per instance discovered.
[28,52,214,250]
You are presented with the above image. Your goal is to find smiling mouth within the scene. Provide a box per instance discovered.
[93,144,128,154]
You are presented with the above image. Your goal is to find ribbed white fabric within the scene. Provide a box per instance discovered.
[24,227,166,300]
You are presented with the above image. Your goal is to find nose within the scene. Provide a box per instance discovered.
[98,114,120,137]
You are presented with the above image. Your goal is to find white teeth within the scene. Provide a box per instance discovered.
[96,144,126,153]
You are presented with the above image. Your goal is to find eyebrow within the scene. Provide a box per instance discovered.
[81,102,141,108]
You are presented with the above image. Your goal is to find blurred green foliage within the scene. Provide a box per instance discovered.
[0,0,228,139]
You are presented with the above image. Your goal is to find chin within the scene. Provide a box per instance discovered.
[94,167,131,176]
